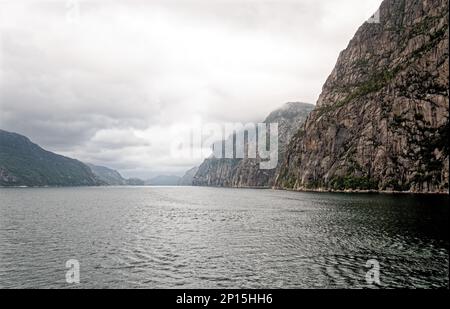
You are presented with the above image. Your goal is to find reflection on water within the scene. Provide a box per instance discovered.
[0,187,448,288]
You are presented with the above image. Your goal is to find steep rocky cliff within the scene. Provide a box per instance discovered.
[275,0,449,193]
[193,102,314,187]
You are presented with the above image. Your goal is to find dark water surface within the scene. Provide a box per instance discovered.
[0,187,448,289]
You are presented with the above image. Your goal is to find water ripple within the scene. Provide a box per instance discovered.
[0,187,448,289]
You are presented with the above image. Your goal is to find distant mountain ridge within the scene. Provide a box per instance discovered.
[0,129,100,187]
[86,163,126,186]
[146,175,181,186]
[86,164,147,186]
[0,129,149,187]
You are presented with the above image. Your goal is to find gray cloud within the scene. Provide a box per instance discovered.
[0,0,382,178]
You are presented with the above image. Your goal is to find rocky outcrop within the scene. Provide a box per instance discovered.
[0,167,18,184]
[275,0,449,193]
[193,102,314,187]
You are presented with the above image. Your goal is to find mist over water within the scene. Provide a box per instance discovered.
[0,187,448,289]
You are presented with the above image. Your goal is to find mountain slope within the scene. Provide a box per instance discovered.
[193,102,314,187]
[87,163,126,186]
[275,0,449,193]
[0,129,100,187]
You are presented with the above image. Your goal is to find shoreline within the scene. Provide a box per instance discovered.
[1,184,449,195]
[271,186,450,196]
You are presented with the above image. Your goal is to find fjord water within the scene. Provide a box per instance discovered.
[0,187,448,289]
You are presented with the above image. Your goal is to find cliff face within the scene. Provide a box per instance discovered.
[275,0,449,193]
[193,102,314,187]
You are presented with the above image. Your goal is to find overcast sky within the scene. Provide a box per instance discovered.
[0,0,382,178]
